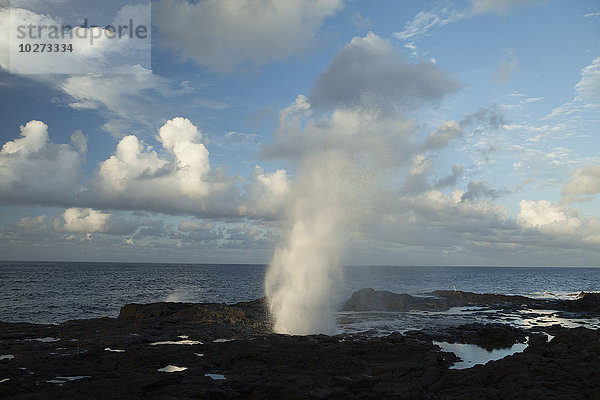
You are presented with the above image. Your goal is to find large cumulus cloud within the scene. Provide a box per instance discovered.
[309,32,460,111]
[0,118,291,219]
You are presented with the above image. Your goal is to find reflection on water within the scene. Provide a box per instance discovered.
[514,309,600,330]
[434,340,528,370]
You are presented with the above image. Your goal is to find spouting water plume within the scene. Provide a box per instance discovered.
[265,152,347,335]
[265,32,460,335]
[264,103,413,335]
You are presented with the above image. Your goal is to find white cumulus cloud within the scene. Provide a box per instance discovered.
[93,117,229,214]
[53,208,111,234]
[240,166,291,218]
[158,117,210,197]
[518,200,572,229]
[0,120,83,205]
[517,199,600,245]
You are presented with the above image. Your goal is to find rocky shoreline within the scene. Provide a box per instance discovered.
[1,290,599,399]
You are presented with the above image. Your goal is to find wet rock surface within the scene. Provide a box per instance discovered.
[1,290,599,399]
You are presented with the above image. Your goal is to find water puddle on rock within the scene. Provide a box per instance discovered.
[336,306,600,337]
[434,339,528,370]
[515,309,600,329]
[47,376,91,385]
[104,347,125,353]
[205,373,226,380]
[26,337,60,343]
[149,339,202,346]
[158,365,188,372]
[335,310,494,336]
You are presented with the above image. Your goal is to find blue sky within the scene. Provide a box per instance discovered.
[0,0,599,265]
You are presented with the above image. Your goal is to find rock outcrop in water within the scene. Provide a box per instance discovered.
[340,288,600,314]
[340,288,451,311]
[1,290,599,399]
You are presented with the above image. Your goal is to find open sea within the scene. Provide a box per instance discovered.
[1,261,599,325]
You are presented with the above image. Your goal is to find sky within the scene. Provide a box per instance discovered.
[0,0,599,266]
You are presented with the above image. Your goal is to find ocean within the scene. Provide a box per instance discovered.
[1,261,599,325]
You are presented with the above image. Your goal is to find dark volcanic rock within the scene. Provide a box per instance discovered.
[1,294,599,400]
[438,327,600,400]
[556,292,600,313]
[340,288,556,312]
[430,290,600,317]
[118,298,270,330]
[341,288,600,315]
[408,323,528,351]
[428,290,550,308]
[0,304,456,400]
[340,288,451,311]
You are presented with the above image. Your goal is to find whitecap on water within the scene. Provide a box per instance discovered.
[213,339,233,343]
[0,378,10,384]
[158,365,188,372]
[0,355,15,361]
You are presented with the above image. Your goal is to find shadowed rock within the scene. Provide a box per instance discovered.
[119,298,270,329]
[340,288,451,311]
